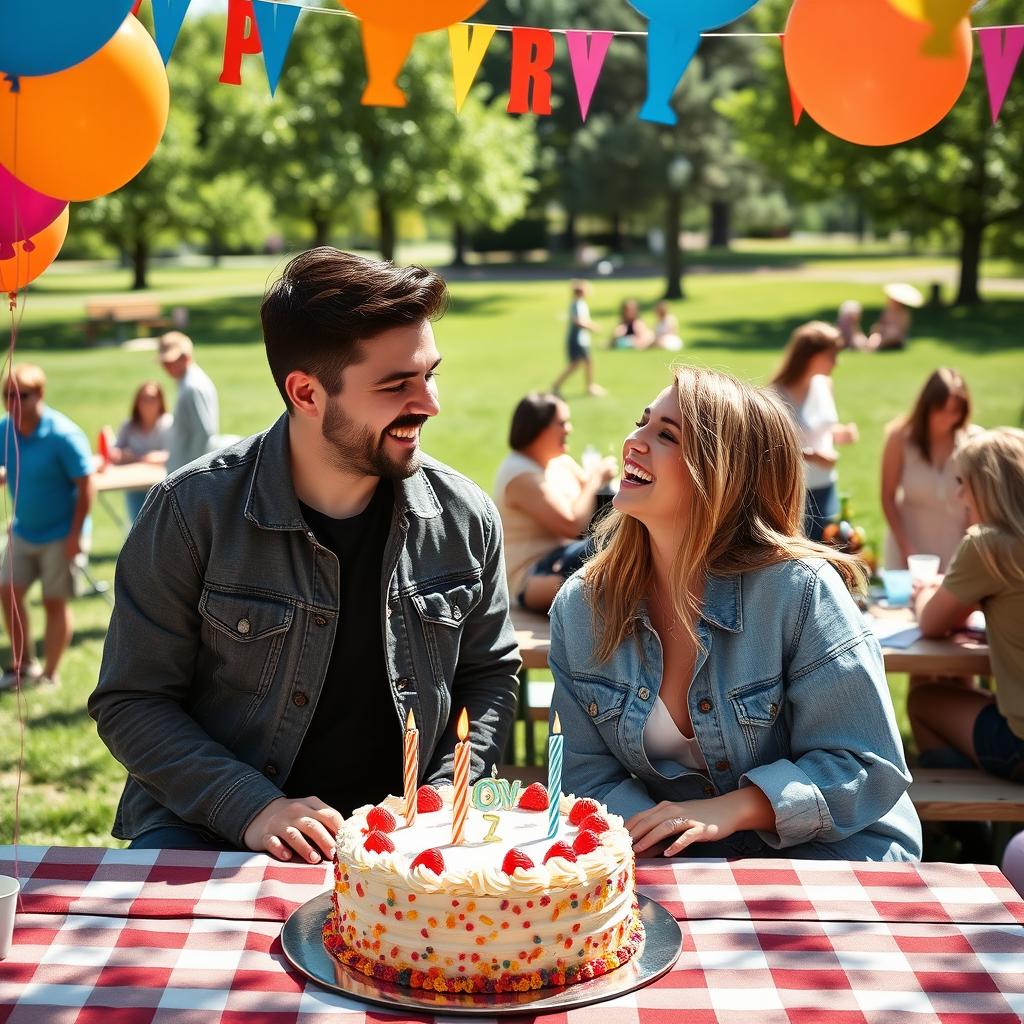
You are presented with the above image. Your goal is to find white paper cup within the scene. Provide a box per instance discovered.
[0,874,19,960]
[907,554,941,582]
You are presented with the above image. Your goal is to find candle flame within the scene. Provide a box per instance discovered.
[457,707,469,741]
[406,708,416,731]
[553,712,561,734]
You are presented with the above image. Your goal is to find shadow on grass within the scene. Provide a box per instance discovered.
[687,298,1024,355]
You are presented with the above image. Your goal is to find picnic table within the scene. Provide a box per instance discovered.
[92,460,165,532]
[1,844,1022,1021]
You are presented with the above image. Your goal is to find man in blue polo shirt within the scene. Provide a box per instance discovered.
[0,364,93,691]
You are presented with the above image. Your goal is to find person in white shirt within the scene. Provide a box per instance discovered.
[770,321,858,541]
[158,332,220,473]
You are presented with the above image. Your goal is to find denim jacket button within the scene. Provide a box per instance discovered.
[638,687,650,700]
[396,677,411,692]
[715,759,730,772]
[452,606,462,620]
[264,762,278,777]
[703,784,715,797]
[588,701,599,718]
[292,691,309,707]
[236,618,251,636]
[314,615,327,627]
[769,702,779,718]
[698,698,713,713]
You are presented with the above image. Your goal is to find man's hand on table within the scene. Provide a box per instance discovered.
[243,796,343,863]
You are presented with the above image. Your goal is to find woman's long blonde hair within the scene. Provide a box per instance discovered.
[586,366,865,662]
[956,428,1024,586]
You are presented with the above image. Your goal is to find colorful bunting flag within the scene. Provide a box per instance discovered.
[565,31,613,122]
[507,28,555,116]
[977,26,1024,122]
[449,23,496,114]
[220,0,262,86]
[152,0,192,65]
[252,0,301,96]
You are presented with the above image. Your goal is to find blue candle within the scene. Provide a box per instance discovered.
[546,713,563,839]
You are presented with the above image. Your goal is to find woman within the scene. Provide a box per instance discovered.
[651,301,684,351]
[909,429,1024,781]
[110,381,172,521]
[836,299,867,350]
[882,368,978,572]
[494,393,616,613]
[610,299,652,350]
[549,367,921,861]
[771,321,859,541]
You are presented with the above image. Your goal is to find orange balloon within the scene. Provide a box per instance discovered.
[344,0,487,107]
[0,16,169,202]
[0,206,69,294]
[784,0,972,146]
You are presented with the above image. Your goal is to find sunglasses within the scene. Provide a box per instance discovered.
[4,390,36,402]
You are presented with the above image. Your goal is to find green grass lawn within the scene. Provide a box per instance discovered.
[2,248,1022,847]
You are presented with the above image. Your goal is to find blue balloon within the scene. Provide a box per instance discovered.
[0,0,136,78]
[627,0,761,125]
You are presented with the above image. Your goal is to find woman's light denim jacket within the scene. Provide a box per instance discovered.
[549,558,922,861]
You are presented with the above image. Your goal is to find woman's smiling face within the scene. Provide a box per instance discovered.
[613,385,692,532]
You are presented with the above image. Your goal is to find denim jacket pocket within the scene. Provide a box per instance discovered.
[198,587,293,695]
[729,676,786,762]
[412,577,484,686]
[573,674,629,727]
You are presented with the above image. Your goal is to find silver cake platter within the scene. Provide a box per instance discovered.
[281,892,682,1016]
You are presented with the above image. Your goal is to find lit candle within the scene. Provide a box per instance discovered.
[547,712,563,839]
[403,708,418,826]
[452,708,470,845]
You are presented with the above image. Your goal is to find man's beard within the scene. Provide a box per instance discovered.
[321,398,426,480]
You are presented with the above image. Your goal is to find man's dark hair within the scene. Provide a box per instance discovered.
[508,392,562,452]
[261,248,449,410]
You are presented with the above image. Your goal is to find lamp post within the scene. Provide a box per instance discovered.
[664,155,692,300]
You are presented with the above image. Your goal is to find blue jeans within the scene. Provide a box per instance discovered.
[805,483,838,542]
[125,489,148,522]
[974,703,1024,783]
[129,825,238,851]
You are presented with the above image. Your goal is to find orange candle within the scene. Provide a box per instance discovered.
[403,708,419,826]
[451,708,470,844]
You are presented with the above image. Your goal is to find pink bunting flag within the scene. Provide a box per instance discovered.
[977,26,1024,123]
[565,31,613,122]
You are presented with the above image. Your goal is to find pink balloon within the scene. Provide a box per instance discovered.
[0,164,67,261]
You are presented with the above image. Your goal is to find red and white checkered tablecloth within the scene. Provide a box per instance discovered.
[1,846,1023,1024]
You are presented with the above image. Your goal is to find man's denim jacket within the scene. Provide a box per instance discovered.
[549,559,922,861]
[89,415,521,845]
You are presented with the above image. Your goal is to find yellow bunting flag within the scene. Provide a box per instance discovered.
[448,23,496,113]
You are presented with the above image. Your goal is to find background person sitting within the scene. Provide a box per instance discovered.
[651,301,684,351]
[882,368,979,573]
[837,299,868,350]
[910,428,1024,781]
[868,283,924,351]
[494,393,616,614]
[109,380,173,521]
[610,299,653,350]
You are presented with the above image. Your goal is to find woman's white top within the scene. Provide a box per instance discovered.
[795,375,839,490]
[643,696,707,770]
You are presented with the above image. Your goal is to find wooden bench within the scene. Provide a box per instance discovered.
[910,769,1024,822]
[85,296,172,344]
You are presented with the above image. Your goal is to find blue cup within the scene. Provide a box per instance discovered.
[882,569,913,607]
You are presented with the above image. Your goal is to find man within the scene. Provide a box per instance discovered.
[0,364,93,691]
[90,249,521,861]
[158,331,220,472]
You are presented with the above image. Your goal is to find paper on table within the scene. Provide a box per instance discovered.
[864,614,922,649]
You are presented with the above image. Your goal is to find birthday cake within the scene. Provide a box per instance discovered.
[323,780,643,993]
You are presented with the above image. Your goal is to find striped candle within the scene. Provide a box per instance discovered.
[546,712,563,839]
[451,708,470,845]
[403,708,419,826]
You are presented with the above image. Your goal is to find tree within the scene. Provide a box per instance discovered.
[722,0,1024,304]
[77,105,200,289]
[196,171,275,264]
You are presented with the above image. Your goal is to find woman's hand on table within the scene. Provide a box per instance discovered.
[626,788,776,856]
[243,796,343,863]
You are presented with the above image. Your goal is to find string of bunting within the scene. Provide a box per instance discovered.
[144,0,1024,139]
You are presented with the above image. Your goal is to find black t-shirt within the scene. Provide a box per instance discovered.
[284,480,403,816]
